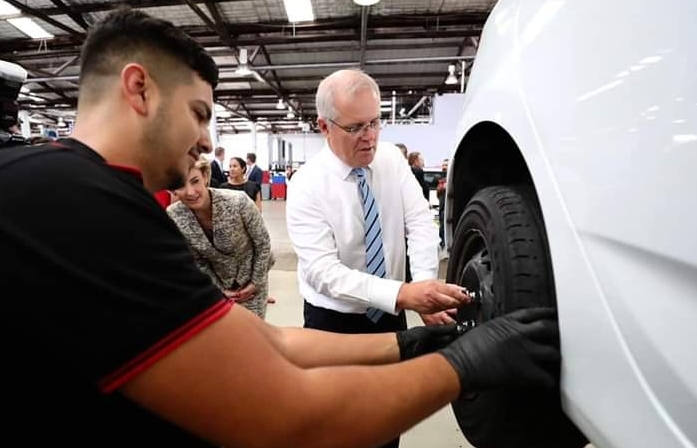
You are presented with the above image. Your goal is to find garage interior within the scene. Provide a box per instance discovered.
[1,0,488,136]
[1,1,596,447]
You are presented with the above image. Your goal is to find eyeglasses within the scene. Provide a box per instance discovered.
[328,117,382,137]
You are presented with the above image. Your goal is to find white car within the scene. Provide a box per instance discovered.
[444,1,696,448]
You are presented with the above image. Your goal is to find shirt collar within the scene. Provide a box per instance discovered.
[321,143,374,181]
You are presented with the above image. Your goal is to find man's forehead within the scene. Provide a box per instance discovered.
[335,89,378,117]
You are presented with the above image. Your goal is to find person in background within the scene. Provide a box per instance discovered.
[1,8,562,446]
[209,146,227,187]
[395,142,408,159]
[219,156,262,211]
[407,151,429,201]
[220,155,276,305]
[438,158,449,252]
[246,151,262,185]
[285,165,296,181]
[168,155,272,318]
[0,59,28,149]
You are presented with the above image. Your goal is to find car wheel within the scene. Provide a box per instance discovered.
[446,185,588,448]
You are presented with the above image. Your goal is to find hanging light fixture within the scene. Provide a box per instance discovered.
[353,0,381,6]
[445,64,458,85]
[235,48,252,75]
[276,98,285,110]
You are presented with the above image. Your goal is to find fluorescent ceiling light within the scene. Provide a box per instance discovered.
[445,64,458,85]
[7,17,53,39]
[283,0,314,23]
[353,0,381,5]
[0,0,20,16]
[235,48,253,75]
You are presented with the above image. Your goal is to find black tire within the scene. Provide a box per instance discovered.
[446,185,588,448]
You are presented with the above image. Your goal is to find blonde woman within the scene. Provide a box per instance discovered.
[167,156,272,318]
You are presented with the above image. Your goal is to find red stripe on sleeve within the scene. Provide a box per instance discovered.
[99,299,234,394]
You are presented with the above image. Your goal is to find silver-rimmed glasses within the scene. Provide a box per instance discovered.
[328,117,382,137]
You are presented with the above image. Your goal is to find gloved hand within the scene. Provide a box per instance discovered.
[438,307,560,391]
[396,323,460,360]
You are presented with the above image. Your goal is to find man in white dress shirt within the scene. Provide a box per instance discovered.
[286,69,472,446]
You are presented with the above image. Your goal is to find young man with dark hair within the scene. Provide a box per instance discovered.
[0,9,561,447]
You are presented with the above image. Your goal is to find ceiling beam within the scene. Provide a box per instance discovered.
[48,0,89,30]
[2,26,482,56]
[5,0,83,35]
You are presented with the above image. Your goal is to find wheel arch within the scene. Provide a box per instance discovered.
[447,121,537,245]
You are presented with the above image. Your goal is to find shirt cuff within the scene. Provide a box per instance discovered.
[369,277,403,315]
[410,269,438,282]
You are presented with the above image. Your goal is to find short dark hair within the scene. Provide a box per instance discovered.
[214,146,225,157]
[246,152,257,163]
[79,7,218,103]
[407,151,421,166]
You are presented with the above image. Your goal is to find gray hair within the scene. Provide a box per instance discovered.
[315,68,381,121]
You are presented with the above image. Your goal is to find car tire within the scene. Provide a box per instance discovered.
[446,185,588,448]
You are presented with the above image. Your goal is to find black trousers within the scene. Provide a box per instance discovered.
[303,300,406,448]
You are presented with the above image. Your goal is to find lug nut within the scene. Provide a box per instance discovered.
[456,319,477,335]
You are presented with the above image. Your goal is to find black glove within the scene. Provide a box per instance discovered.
[396,323,460,360]
[438,307,560,391]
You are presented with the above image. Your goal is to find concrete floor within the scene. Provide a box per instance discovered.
[261,199,473,448]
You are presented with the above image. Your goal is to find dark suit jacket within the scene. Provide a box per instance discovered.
[247,164,263,185]
[210,159,227,187]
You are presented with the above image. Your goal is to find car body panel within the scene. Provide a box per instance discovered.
[446,1,697,447]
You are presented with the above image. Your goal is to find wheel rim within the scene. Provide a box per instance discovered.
[457,229,497,322]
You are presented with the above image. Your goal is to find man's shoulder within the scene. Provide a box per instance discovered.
[0,143,106,185]
[288,156,325,183]
[0,142,65,166]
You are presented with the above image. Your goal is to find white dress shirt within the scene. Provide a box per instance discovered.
[286,141,439,315]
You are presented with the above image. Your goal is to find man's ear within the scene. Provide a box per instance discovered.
[317,118,330,136]
[121,63,152,116]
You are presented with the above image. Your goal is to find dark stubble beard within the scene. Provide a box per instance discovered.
[164,166,186,191]
[141,99,188,191]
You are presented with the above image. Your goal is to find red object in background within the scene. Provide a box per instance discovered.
[271,182,286,200]
[154,190,172,208]
[261,170,270,184]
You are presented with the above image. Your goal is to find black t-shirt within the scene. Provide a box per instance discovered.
[0,138,228,445]
[218,180,260,203]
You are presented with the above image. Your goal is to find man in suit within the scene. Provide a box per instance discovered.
[210,146,227,187]
[246,152,263,185]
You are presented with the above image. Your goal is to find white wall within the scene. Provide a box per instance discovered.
[379,93,465,168]
[273,132,325,162]
[214,92,465,169]
[216,132,269,170]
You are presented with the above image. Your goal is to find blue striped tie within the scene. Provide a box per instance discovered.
[352,167,385,323]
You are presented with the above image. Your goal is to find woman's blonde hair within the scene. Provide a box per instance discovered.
[193,155,212,186]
